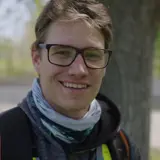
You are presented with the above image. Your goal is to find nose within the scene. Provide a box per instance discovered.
[68,54,89,77]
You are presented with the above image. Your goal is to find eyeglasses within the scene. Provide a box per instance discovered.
[38,43,112,69]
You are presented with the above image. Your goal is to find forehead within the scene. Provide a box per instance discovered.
[44,19,105,49]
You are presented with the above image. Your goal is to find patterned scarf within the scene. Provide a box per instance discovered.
[31,78,102,143]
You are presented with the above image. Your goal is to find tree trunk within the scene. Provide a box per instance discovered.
[100,0,159,159]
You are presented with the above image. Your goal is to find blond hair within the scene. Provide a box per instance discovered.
[33,0,113,49]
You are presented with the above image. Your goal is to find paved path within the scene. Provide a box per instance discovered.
[150,111,160,149]
[0,85,159,149]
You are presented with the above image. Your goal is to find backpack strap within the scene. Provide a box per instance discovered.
[119,130,141,160]
[107,129,130,160]
[0,107,34,160]
[119,129,130,159]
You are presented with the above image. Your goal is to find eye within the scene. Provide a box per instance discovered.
[84,49,103,61]
[49,46,74,58]
[54,51,72,57]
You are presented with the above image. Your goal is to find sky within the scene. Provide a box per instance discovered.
[0,0,36,41]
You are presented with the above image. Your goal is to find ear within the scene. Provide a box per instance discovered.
[31,44,41,74]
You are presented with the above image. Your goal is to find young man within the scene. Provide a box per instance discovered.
[0,0,140,159]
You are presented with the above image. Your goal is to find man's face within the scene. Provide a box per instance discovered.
[32,19,106,118]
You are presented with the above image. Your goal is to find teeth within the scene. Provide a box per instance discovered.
[62,82,87,89]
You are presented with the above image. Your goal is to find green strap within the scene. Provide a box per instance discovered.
[102,144,112,160]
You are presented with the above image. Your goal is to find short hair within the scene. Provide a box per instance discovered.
[33,0,113,49]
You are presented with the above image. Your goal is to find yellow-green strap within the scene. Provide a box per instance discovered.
[102,144,112,160]
[32,157,40,160]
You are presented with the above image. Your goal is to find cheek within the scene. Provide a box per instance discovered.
[91,69,105,86]
[95,69,105,79]
[40,62,67,80]
[39,55,53,74]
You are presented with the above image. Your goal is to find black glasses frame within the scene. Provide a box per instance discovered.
[38,43,112,69]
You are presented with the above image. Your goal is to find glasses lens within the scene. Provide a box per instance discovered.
[84,48,109,68]
[49,45,76,65]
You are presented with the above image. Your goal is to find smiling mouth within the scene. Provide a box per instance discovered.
[59,81,89,89]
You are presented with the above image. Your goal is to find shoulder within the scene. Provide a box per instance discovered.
[0,107,21,124]
[0,105,33,159]
[0,106,23,122]
[0,97,29,126]
[0,105,29,134]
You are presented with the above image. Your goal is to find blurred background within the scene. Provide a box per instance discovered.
[0,0,159,159]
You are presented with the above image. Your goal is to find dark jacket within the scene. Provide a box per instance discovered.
[0,92,141,160]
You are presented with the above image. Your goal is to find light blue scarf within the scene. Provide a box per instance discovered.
[32,78,101,143]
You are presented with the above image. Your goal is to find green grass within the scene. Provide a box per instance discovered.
[150,149,160,160]
[0,58,35,77]
[154,30,160,78]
